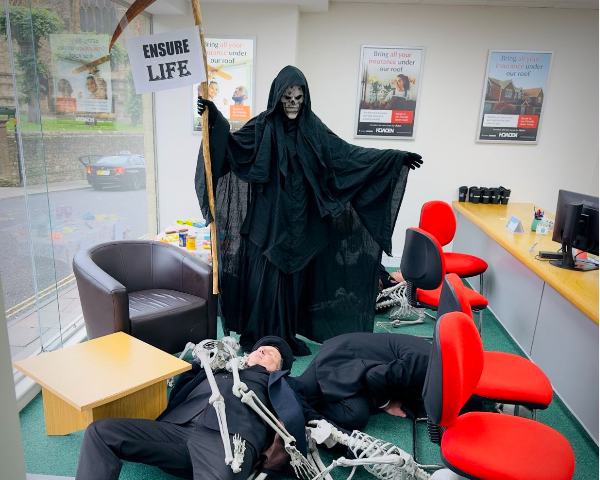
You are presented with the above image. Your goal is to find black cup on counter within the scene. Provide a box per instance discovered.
[501,188,511,205]
[471,187,482,204]
[482,188,491,204]
[459,186,468,202]
[468,186,478,203]
[491,188,500,204]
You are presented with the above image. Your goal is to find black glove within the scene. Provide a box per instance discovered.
[197,96,218,121]
[403,152,423,170]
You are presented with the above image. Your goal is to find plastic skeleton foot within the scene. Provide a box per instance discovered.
[307,420,430,480]
[228,357,318,480]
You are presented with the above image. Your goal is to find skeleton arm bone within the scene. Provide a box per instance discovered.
[241,390,318,479]
[307,421,430,480]
[228,356,248,398]
[168,342,197,387]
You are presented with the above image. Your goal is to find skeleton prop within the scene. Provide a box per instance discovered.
[172,338,429,480]
[376,282,425,330]
[306,420,431,480]
[171,337,317,477]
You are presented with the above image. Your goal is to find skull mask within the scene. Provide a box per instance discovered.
[280,85,304,120]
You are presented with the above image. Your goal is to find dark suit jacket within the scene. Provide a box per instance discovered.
[304,332,431,408]
[157,361,323,456]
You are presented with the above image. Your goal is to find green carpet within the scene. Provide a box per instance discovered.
[19,299,599,479]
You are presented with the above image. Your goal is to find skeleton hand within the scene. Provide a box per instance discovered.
[403,152,423,170]
[307,420,341,449]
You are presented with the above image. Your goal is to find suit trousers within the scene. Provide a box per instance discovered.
[75,417,256,480]
[299,358,372,431]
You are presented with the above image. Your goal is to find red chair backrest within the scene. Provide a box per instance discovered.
[436,273,473,321]
[423,312,484,427]
[419,201,456,247]
[400,227,446,291]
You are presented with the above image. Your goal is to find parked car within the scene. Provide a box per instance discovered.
[78,151,146,190]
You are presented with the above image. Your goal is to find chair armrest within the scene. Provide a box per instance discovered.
[73,252,130,340]
[181,256,217,339]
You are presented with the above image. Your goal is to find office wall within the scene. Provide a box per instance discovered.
[298,2,599,254]
[154,3,598,254]
[154,5,300,228]
[0,276,26,480]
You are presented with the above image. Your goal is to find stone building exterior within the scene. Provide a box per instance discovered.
[0,0,151,186]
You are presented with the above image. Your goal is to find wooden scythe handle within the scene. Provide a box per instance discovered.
[190,0,219,295]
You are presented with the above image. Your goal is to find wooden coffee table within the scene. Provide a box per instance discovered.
[14,332,191,435]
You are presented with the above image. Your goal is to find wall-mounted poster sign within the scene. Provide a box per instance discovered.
[50,34,113,122]
[477,50,553,144]
[126,26,206,94]
[355,45,425,140]
[192,36,255,134]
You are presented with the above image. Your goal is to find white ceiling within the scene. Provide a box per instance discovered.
[139,0,599,15]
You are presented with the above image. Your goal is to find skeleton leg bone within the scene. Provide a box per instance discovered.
[196,348,236,471]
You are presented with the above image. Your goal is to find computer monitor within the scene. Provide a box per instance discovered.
[551,189,599,272]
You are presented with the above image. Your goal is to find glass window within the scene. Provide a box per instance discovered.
[504,89,512,98]
[0,2,156,368]
[95,156,133,165]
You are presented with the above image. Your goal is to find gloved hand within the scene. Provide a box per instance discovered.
[403,152,423,170]
[307,420,338,448]
[197,96,218,122]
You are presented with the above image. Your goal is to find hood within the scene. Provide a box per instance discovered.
[266,65,312,119]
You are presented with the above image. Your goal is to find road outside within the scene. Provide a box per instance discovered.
[0,184,149,324]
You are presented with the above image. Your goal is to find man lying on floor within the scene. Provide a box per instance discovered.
[298,332,431,431]
[75,336,326,480]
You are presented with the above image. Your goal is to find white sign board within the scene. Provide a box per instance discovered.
[126,26,206,94]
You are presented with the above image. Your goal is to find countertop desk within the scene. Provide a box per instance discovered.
[452,202,599,443]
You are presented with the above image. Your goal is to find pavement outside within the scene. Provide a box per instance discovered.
[0,180,90,201]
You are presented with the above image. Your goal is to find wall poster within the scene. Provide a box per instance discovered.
[477,50,553,143]
[50,34,112,124]
[192,36,255,134]
[355,45,425,140]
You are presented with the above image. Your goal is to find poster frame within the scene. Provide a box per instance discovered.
[191,35,256,135]
[475,49,554,145]
[353,44,426,141]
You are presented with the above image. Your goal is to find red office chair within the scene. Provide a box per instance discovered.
[438,273,554,418]
[420,200,488,293]
[398,228,488,333]
[423,312,575,480]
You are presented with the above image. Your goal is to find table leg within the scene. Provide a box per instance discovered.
[42,382,167,436]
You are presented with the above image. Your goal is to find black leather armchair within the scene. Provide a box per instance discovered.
[73,240,217,353]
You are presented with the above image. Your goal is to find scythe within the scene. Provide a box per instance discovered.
[110,0,219,294]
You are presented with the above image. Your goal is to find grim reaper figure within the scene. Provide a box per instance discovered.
[196,66,422,356]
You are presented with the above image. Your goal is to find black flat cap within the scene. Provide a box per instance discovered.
[252,336,294,371]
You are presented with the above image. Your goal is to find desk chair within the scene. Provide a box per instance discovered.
[438,273,553,418]
[419,200,488,293]
[396,228,488,333]
[423,311,575,480]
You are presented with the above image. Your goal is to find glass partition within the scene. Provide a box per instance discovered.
[1,0,156,366]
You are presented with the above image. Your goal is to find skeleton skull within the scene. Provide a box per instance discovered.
[280,85,304,120]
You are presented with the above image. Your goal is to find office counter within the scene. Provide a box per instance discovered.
[452,202,599,443]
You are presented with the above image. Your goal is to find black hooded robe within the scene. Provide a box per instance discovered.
[196,66,412,355]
